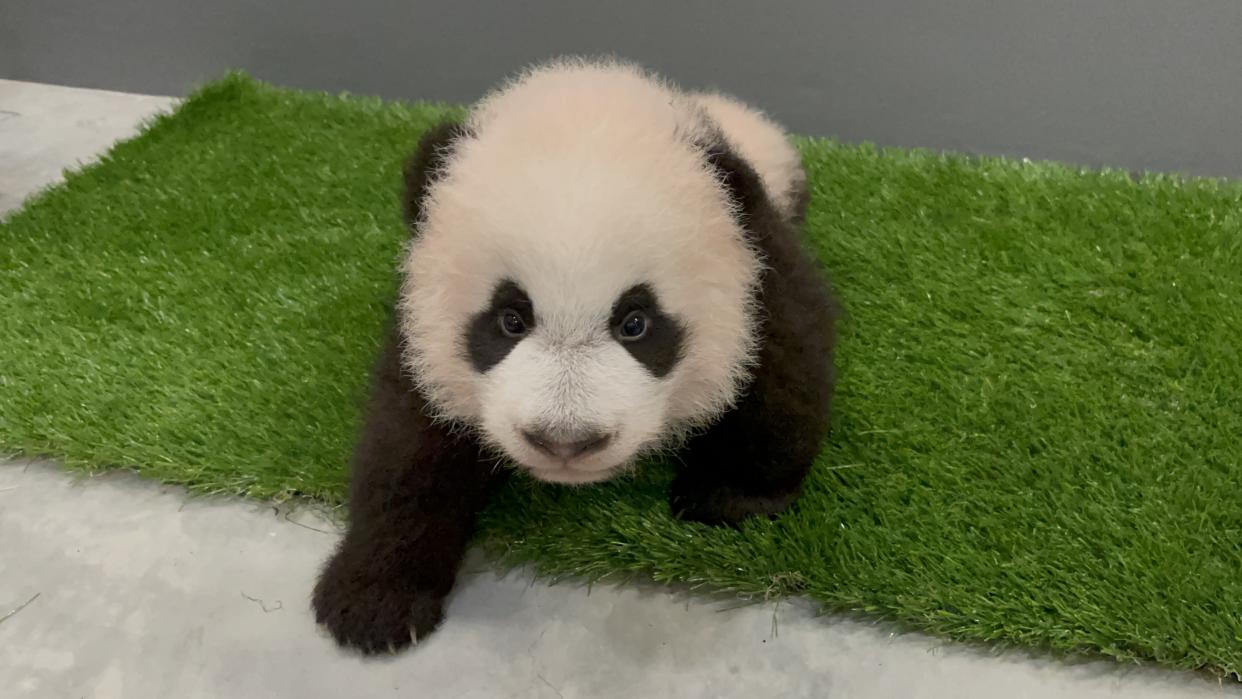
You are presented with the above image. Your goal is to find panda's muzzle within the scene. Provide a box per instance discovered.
[521,428,613,461]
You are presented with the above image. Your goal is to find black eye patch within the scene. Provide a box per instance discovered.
[464,280,535,373]
[609,284,685,378]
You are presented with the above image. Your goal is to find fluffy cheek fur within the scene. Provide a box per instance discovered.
[477,339,671,484]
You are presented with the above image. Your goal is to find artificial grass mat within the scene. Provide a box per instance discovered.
[3,73,1240,677]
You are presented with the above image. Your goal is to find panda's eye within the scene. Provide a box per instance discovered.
[618,311,649,341]
[499,309,527,338]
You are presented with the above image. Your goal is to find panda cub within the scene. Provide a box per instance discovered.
[313,58,837,653]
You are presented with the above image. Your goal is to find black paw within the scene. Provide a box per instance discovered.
[669,475,799,527]
[312,551,446,655]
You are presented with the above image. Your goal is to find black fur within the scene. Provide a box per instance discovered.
[609,284,686,378]
[464,280,536,373]
[402,120,471,229]
[311,321,503,654]
[313,120,498,654]
[313,118,837,654]
[669,137,837,526]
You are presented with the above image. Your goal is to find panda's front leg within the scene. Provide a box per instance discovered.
[312,326,498,654]
[669,390,827,527]
[669,290,835,527]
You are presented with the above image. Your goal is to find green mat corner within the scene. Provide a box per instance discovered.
[2,73,1240,677]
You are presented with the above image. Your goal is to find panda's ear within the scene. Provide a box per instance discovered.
[699,137,772,225]
[402,119,472,232]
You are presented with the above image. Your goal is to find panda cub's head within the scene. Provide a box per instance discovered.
[399,59,781,484]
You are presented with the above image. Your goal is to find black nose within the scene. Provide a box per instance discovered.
[521,428,612,460]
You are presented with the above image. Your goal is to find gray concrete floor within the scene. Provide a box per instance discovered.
[1,79,1238,699]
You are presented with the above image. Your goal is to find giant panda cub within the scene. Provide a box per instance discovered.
[313,58,837,653]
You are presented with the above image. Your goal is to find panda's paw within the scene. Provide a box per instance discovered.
[312,556,445,655]
[669,475,799,528]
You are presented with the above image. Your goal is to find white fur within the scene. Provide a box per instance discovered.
[399,58,799,483]
[690,91,806,221]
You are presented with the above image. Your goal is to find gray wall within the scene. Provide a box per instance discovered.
[3,0,1241,178]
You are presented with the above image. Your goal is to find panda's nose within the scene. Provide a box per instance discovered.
[522,428,612,460]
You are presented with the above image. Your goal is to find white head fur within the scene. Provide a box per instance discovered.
[398,58,801,484]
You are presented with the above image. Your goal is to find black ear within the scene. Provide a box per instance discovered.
[699,136,794,243]
[402,120,472,231]
[699,137,775,225]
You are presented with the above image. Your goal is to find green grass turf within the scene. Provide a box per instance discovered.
[2,73,1240,677]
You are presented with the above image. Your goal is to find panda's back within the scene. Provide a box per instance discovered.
[691,92,806,223]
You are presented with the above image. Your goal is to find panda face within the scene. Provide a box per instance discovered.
[399,155,759,483]
[462,279,686,483]
[398,59,765,484]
